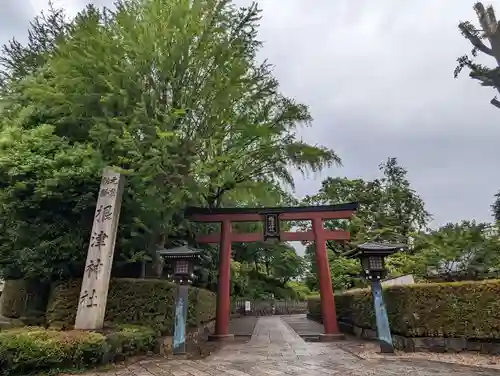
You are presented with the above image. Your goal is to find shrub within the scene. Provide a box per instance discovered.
[189,288,217,327]
[307,294,321,319]
[46,278,217,334]
[0,280,51,319]
[0,327,106,375]
[103,325,156,361]
[0,280,28,318]
[308,280,500,339]
[0,325,156,376]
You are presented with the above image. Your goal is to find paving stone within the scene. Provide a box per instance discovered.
[67,315,500,376]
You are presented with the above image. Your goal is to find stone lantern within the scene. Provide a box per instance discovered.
[346,242,407,354]
[157,244,201,355]
[157,244,201,284]
[350,242,406,281]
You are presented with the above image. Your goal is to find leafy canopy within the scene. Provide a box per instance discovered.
[0,0,339,283]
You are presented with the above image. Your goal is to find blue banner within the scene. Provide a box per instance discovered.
[173,284,189,354]
[371,280,394,353]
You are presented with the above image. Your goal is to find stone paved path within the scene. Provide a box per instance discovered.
[85,316,499,376]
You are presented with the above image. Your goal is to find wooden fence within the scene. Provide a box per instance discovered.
[234,299,308,316]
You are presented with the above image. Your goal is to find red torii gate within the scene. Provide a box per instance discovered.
[186,202,358,341]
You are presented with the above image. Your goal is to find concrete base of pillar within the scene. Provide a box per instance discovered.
[208,334,235,342]
[319,333,345,342]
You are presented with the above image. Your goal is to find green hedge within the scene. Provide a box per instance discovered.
[0,280,50,320]
[0,325,155,376]
[46,278,217,334]
[308,280,500,339]
[0,280,27,318]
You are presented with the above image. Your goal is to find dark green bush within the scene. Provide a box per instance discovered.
[189,288,218,327]
[308,280,500,339]
[46,278,217,334]
[104,325,156,361]
[307,294,321,319]
[0,280,28,318]
[0,327,106,376]
[0,280,51,319]
[0,325,156,376]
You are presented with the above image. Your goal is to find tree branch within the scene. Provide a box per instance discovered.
[474,2,497,37]
[459,23,493,55]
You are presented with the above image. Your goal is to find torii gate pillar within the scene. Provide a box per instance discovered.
[312,217,342,340]
[212,220,233,340]
[186,202,358,341]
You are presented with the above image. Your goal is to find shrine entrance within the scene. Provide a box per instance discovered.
[186,202,358,340]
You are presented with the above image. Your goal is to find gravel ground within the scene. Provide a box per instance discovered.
[347,340,500,370]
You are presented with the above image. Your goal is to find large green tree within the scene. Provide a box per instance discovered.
[411,221,500,281]
[0,2,68,92]
[0,0,339,285]
[305,157,430,246]
[302,157,430,291]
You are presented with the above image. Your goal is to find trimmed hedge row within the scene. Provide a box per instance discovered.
[0,325,156,376]
[308,280,500,339]
[46,278,217,334]
[0,280,50,319]
[0,280,27,318]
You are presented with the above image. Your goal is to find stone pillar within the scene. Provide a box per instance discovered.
[312,217,343,340]
[209,220,234,341]
[74,168,125,330]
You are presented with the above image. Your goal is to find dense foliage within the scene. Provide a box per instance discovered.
[46,278,216,333]
[309,280,500,339]
[303,158,431,291]
[0,0,335,296]
[0,325,156,376]
[0,0,499,302]
[301,157,500,290]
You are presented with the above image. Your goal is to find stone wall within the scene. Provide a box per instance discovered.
[338,321,500,355]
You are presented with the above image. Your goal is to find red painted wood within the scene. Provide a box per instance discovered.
[312,217,340,335]
[195,230,350,244]
[190,213,263,222]
[280,210,354,221]
[189,210,354,223]
[283,230,350,241]
[215,220,231,336]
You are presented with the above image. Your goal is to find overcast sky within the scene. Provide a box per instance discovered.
[6,0,500,227]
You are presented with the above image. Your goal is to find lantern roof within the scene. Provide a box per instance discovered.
[345,242,407,259]
[156,245,201,259]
